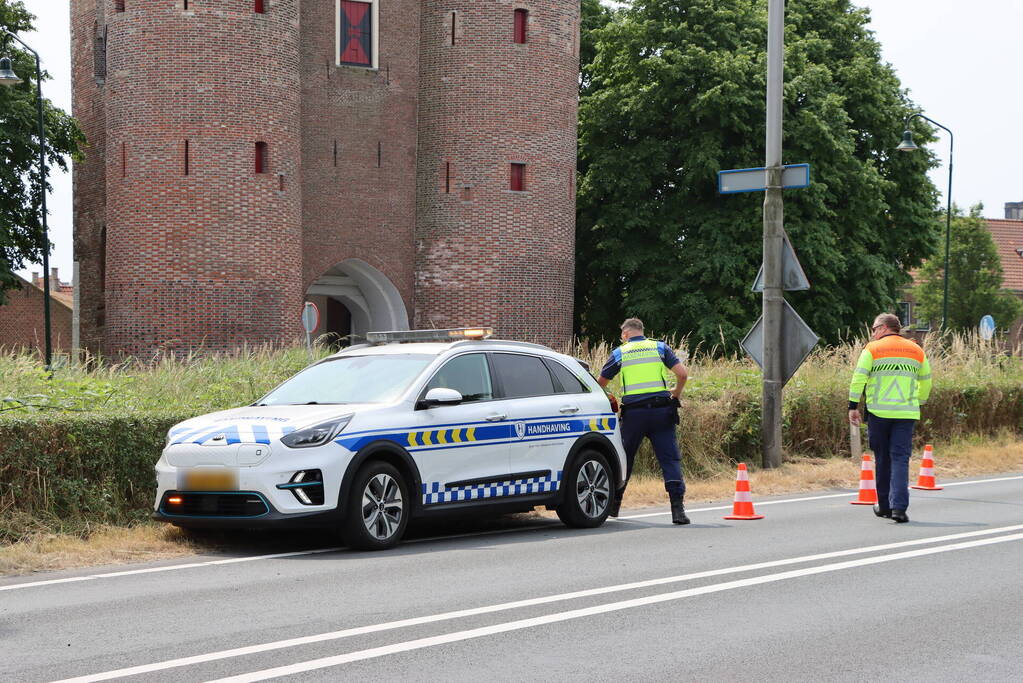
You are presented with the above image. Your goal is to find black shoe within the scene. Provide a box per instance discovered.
[891,509,909,523]
[670,497,690,525]
[873,504,892,518]
[608,497,622,518]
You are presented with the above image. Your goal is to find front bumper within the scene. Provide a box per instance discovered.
[153,490,343,529]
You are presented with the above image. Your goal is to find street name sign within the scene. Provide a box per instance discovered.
[752,231,810,292]
[740,300,819,386]
[717,163,810,194]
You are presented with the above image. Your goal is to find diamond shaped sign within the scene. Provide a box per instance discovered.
[741,300,819,386]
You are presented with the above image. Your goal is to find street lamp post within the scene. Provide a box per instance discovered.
[0,34,52,367]
[897,113,954,330]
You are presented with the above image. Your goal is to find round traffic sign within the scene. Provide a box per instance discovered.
[979,315,995,341]
[301,302,320,334]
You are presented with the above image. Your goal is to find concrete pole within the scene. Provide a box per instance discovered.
[762,0,786,468]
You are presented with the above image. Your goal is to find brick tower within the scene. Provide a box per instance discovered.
[71,0,578,355]
[415,1,579,343]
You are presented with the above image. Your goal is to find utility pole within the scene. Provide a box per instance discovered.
[761,0,785,469]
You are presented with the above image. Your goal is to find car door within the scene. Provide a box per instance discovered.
[408,352,513,505]
[492,352,579,493]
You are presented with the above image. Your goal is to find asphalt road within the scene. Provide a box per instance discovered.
[3,473,1022,682]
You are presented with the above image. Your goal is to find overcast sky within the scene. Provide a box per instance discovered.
[14,0,1023,282]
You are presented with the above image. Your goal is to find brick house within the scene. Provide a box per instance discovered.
[899,202,1023,348]
[0,269,74,354]
[71,0,580,356]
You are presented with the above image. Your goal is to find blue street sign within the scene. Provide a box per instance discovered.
[717,163,811,194]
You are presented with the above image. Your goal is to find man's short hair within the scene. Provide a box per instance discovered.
[874,313,902,333]
[620,317,644,333]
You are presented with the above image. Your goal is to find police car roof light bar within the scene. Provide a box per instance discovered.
[366,327,494,344]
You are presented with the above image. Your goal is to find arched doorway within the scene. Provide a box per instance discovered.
[305,259,409,346]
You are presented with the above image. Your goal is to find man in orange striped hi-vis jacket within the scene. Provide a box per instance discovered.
[848,313,932,523]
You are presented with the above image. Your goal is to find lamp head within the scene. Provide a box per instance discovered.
[0,56,22,86]
[896,129,918,152]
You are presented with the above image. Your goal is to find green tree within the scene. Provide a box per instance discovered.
[576,0,941,348]
[0,0,83,304]
[913,205,1023,332]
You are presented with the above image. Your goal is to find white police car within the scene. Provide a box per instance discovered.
[154,328,626,549]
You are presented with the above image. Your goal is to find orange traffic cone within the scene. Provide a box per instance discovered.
[850,453,879,505]
[911,444,943,490]
[723,463,764,520]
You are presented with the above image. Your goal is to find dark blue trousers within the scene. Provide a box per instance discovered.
[620,405,685,497]
[866,413,916,511]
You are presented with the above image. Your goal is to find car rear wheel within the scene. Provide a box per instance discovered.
[556,449,612,528]
[342,461,410,550]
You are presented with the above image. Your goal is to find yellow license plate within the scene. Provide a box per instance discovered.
[180,469,238,491]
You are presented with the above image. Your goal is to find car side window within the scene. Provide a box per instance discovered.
[545,359,590,394]
[425,353,494,402]
[493,353,557,399]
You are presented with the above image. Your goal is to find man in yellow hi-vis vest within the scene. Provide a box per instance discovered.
[848,313,932,523]
[598,318,690,523]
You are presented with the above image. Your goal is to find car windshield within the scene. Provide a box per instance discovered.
[257,354,434,406]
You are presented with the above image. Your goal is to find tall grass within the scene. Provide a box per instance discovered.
[1,331,1020,480]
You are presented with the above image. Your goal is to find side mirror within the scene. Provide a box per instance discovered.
[417,387,463,410]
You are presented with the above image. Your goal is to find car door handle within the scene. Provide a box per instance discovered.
[559,405,580,414]
[485,413,508,422]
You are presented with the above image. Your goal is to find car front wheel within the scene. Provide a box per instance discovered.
[556,449,613,528]
[342,461,410,550]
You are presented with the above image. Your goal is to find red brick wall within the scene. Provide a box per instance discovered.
[415,1,579,345]
[70,0,108,353]
[71,0,579,354]
[0,284,73,353]
[298,0,418,308]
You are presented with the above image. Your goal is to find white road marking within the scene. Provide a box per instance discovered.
[53,523,1023,683]
[205,531,1023,682]
[6,473,1020,593]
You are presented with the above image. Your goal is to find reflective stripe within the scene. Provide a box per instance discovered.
[866,402,919,413]
[623,380,668,391]
[621,357,659,368]
[869,369,918,379]
[854,367,870,375]
[918,373,932,380]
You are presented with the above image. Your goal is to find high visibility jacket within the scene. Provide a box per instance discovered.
[619,339,669,397]
[848,334,931,420]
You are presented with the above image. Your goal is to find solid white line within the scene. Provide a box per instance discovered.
[0,548,342,593]
[8,473,1021,593]
[206,531,1023,682]
[52,523,1023,683]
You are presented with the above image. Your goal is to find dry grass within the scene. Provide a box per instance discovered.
[0,523,197,576]
[3,436,1022,577]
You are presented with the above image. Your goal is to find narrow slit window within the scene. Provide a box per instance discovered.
[121,142,127,177]
[254,0,266,13]
[114,0,125,12]
[183,0,189,10]
[333,140,338,167]
[377,141,382,167]
[513,9,528,44]
[255,141,269,174]
[445,162,451,193]
[450,11,457,46]
[510,163,525,192]
[184,140,190,176]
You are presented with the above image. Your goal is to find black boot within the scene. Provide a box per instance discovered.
[670,495,690,525]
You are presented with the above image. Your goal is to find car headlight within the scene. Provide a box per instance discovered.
[281,415,353,449]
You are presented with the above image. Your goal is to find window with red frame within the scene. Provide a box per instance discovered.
[510,163,525,191]
[339,1,373,67]
[254,0,266,13]
[513,9,528,44]
[255,142,269,174]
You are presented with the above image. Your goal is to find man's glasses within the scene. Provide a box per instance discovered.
[871,325,884,332]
